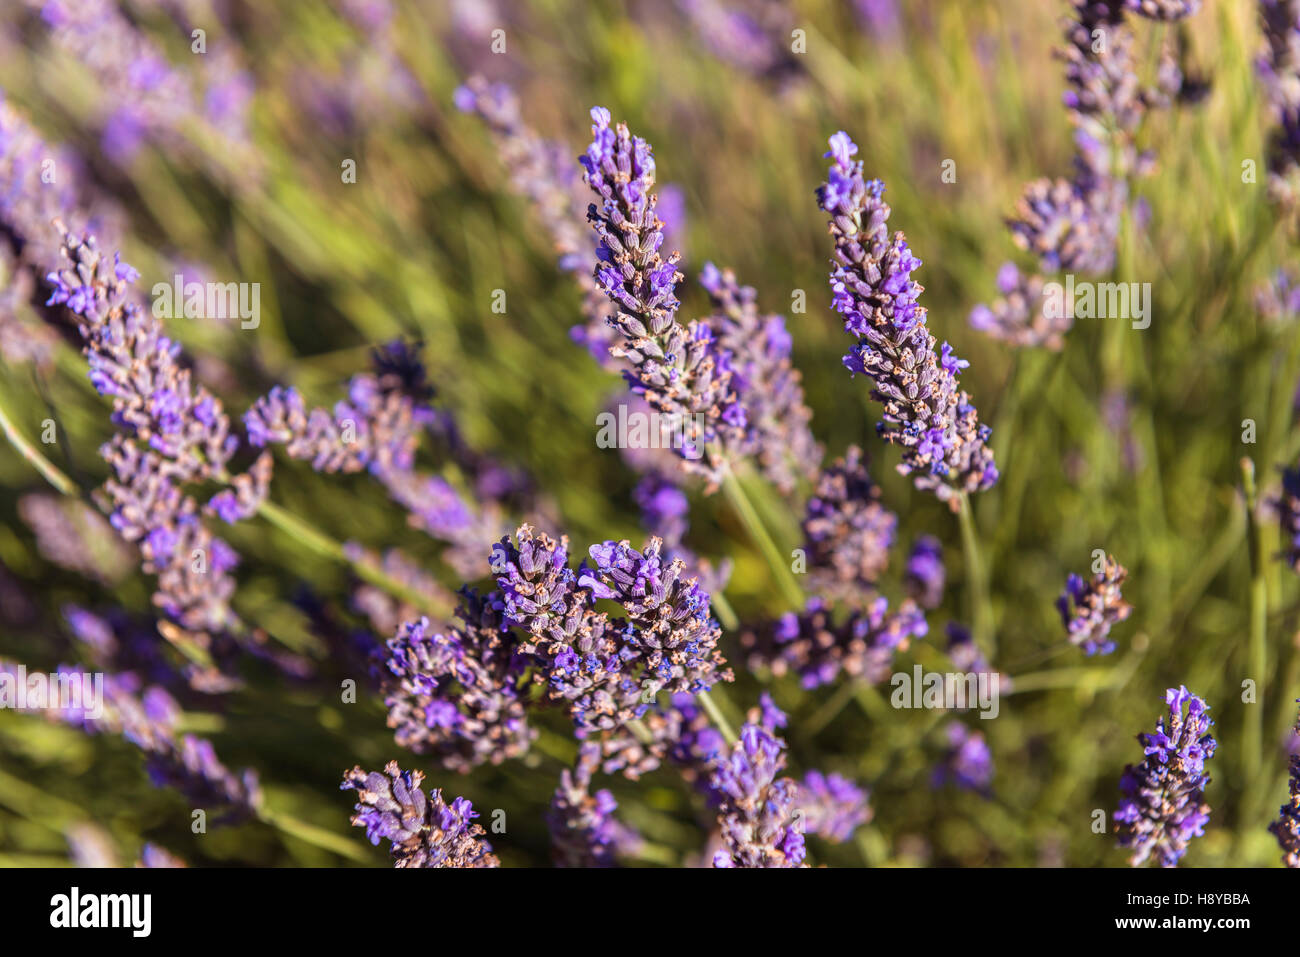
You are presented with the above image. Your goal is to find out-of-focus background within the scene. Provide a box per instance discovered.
[0,0,1294,867]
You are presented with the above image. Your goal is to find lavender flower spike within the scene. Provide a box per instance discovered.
[1114,687,1216,867]
[581,107,746,485]
[547,743,642,866]
[818,132,997,507]
[1056,555,1132,656]
[710,698,807,867]
[1270,701,1300,867]
[1259,2,1300,206]
[341,761,499,868]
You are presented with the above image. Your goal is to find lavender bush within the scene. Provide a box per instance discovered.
[0,0,1293,876]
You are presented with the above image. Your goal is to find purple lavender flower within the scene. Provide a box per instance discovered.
[26,0,259,178]
[382,598,534,773]
[818,134,998,506]
[582,107,747,485]
[969,0,1202,346]
[1270,702,1300,867]
[700,262,823,493]
[247,343,506,579]
[1256,268,1300,324]
[597,692,724,781]
[454,78,616,363]
[634,474,690,547]
[854,0,902,39]
[932,722,993,793]
[1259,1,1300,206]
[4,660,262,823]
[797,771,872,842]
[801,446,897,605]
[676,0,803,87]
[743,595,927,689]
[547,743,642,866]
[341,761,499,867]
[1125,1,1201,20]
[492,524,733,738]
[580,535,732,697]
[1114,686,1216,867]
[18,494,132,586]
[1275,464,1300,571]
[710,698,806,867]
[968,263,1069,350]
[903,535,945,609]
[137,844,186,868]
[1056,555,1132,655]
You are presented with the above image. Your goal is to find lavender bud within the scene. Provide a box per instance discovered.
[340,761,499,867]
[546,743,642,866]
[1056,555,1132,655]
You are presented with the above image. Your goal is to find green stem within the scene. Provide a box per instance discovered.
[259,809,372,863]
[1241,459,1268,807]
[0,395,79,496]
[254,498,446,617]
[957,492,995,661]
[711,590,740,632]
[720,465,804,609]
[697,689,738,746]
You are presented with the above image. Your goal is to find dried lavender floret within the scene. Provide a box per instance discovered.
[743,595,927,689]
[711,697,806,867]
[801,445,896,604]
[1056,555,1132,655]
[818,133,998,506]
[797,770,872,842]
[547,743,641,866]
[1270,702,1300,867]
[340,761,499,868]
[1114,686,1216,867]
[968,262,1069,350]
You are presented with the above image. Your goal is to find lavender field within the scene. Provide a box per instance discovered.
[0,0,1296,871]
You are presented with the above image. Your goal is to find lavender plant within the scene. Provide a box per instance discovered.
[1270,702,1300,867]
[1114,686,1216,867]
[1056,555,1133,655]
[817,133,998,507]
